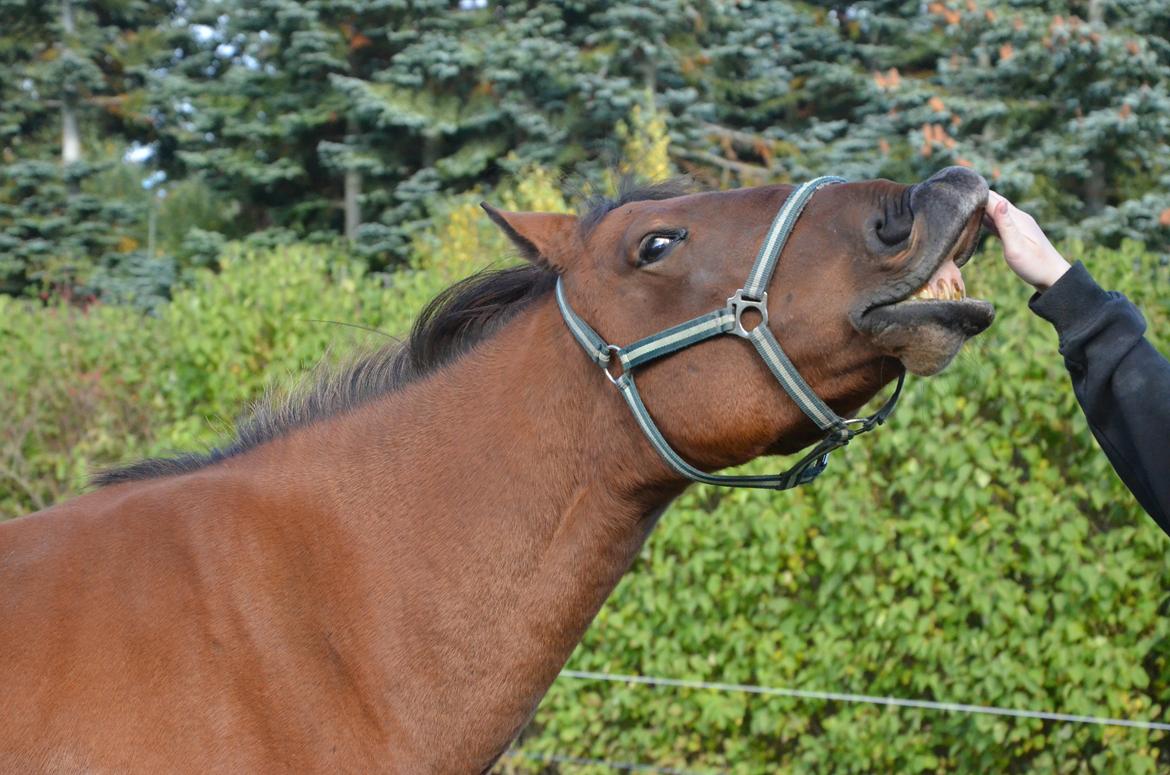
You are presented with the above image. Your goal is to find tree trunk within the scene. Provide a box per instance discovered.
[1084,0,1107,213]
[1085,159,1107,215]
[60,0,81,166]
[1088,0,1104,25]
[147,191,158,258]
[344,117,362,240]
[421,132,440,167]
[61,108,81,166]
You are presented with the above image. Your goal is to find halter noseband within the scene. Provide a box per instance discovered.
[555,176,904,490]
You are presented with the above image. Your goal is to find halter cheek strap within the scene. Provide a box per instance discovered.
[555,176,905,491]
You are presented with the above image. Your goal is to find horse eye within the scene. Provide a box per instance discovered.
[637,232,683,267]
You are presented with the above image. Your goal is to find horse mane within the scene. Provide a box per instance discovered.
[91,265,557,487]
[93,177,697,488]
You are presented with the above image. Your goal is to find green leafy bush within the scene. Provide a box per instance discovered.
[2,233,1168,772]
[0,242,471,516]
[506,240,1170,773]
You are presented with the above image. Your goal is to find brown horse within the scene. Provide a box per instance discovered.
[1,167,992,773]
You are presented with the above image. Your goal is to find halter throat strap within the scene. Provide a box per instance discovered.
[555,176,904,491]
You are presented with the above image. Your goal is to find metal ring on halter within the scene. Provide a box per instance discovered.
[727,289,769,338]
[603,345,624,385]
[841,417,872,433]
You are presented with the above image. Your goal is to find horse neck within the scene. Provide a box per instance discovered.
[267,294,683,762]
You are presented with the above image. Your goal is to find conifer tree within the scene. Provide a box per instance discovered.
[3,1,1169,299]
[0,0,177,296]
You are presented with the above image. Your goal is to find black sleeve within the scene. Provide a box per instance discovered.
[1029,261,1170,535]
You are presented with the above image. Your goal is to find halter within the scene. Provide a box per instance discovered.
[555,176,905,490]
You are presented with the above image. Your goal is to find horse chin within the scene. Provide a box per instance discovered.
[855,297,995,375]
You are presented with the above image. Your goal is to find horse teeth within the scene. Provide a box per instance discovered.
[910,282,968,301]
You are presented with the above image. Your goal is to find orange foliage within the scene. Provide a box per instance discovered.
[340,22,372,51]
[873,68,902,90]
[928,2,961,25]
[921,124,957,156]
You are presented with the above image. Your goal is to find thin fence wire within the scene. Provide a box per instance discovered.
[504,750,722,775]
[560,669,1170,732]
[504,667,1169,773]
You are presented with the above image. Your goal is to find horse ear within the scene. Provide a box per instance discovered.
[481,203,579,271]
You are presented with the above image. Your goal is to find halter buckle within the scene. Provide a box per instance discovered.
[727,289,769,338]
[825,418,868,446]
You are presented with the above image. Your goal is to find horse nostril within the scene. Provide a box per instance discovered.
[875,218,912,246]
[875,193,914,246]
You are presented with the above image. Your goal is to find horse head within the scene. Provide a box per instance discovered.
[483,166,993,471]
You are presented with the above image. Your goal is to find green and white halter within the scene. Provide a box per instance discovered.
[555,176,905,490]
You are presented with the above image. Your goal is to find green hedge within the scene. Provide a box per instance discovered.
[0,243,448,516]
[511,241,1170,773]
[2,239,1169,772]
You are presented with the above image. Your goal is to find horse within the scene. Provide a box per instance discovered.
[1,167,993,773]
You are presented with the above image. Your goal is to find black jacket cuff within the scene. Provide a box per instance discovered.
[1028,262,1112,336]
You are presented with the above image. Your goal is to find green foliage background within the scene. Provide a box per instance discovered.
[5,0,1170,772]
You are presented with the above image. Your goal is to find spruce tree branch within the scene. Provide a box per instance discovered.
[672,149,774,180]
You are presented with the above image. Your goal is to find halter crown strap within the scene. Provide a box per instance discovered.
[554,177,905,491]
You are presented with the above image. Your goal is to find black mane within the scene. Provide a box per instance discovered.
[94,178,697,487]
[92,265,557,487]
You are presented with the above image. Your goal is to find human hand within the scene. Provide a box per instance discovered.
[983,190,1071,291]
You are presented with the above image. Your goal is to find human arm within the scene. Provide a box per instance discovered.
[985,191,1170,534]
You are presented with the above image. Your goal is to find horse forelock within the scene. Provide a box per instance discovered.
[578,176,697,234]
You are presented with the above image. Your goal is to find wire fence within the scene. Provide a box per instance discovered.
[504,750,719,775]
[503,666,1170,773]
[560,669,1170,732]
